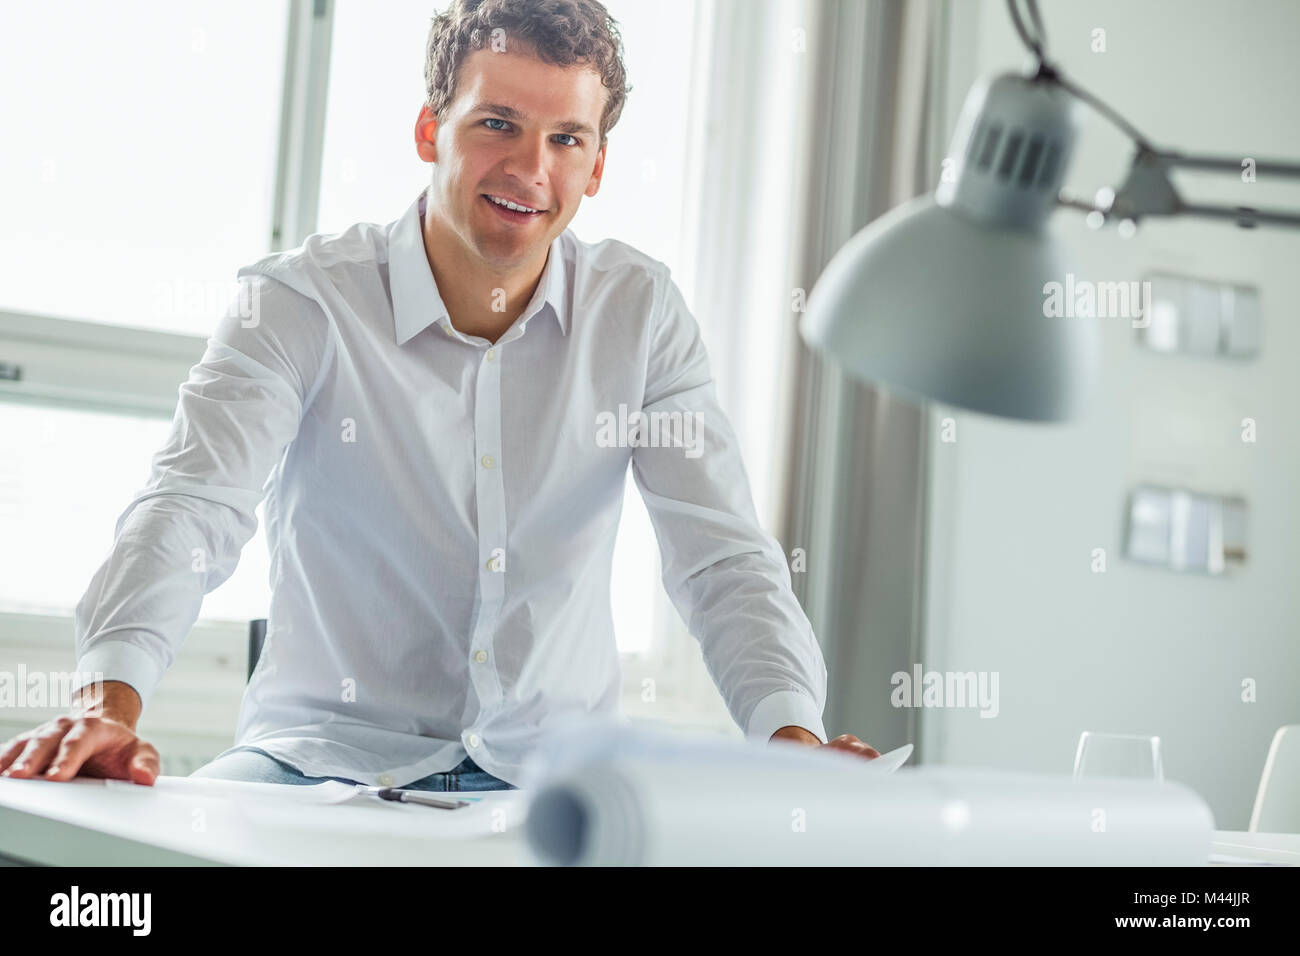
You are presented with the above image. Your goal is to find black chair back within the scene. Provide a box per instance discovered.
[248,619,267,681]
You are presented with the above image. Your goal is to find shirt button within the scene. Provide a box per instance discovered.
[480,454,496,469]
[485,348,496,361]
[378,773,394,787]
[473,649,488,663]
[467,733,481,749]
[486,556,501,571]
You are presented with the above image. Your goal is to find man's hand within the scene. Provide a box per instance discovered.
[0,680,159,785]
[769,725,881,760]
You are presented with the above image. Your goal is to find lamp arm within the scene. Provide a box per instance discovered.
[1057,147,1300,230]
[1173,204,1300,230]
[1010,0,1157,151]
[1008,0,1300,231]
[1151,151,1300,179]
[1057,192,1300,230]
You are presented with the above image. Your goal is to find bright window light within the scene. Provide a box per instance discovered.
[0,402,272,624]
[0,2,288,334]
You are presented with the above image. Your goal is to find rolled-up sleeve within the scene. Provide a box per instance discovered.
[72,272,331,710]
[630,268,829,744]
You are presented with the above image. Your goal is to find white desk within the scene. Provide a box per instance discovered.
[2,774,1296,866]
[1209,830,1300,866]
[0,775,533,866]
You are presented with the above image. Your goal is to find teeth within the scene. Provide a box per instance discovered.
[488,194,540,213]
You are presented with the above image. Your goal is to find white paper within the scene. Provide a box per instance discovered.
[232,789,530,839]
[522,722,1215,866]
[516,716,902,788]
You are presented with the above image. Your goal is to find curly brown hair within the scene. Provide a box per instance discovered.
[424,0,631,148]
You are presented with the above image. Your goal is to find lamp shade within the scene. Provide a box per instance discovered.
[801,193,1097,422]
[800,72,1098,422]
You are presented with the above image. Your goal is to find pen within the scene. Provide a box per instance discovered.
[370,787,470,810]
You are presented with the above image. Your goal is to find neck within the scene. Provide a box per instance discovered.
[421,203,548,344]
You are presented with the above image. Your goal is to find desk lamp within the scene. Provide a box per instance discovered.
[800,0,1300,422]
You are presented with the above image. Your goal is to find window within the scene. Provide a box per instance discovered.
[565,1,702,657]
[315,0,435,233]
[0,403,271,623]
[0,1,288,334]
[0,2,288,634]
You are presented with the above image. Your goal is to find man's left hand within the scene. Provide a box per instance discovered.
[769,725,880,760]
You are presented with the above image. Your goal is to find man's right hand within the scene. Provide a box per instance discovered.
[0,680,159,785]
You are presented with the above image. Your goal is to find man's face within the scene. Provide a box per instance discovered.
[416,45,607,274]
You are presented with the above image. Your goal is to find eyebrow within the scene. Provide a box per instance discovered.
[468,102,597,139]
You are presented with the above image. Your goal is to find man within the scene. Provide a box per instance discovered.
[0,0,878,791]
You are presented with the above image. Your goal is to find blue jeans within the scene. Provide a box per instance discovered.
[190,746,517,791]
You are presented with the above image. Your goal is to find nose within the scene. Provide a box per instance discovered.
[502,131,547,187]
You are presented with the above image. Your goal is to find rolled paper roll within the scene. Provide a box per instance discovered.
[523,722,1214,866]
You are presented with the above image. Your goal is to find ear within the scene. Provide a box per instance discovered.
[584,141,606,198]
[415,105,438,163]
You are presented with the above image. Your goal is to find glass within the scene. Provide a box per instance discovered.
[0,1,288,333]
[1072,731,1164,783]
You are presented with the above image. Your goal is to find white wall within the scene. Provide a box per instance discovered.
[922,0,1300,828]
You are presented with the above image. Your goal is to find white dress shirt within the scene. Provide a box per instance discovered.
[73,187,828,787]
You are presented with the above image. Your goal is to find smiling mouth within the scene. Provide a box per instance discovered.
[481,193,547,216]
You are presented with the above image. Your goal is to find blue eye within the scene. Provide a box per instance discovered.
[481,118,579,147]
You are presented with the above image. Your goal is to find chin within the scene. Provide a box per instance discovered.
[472,241,535,271]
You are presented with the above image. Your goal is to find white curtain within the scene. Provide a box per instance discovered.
[780,0,948,755]
[647,0,823,723]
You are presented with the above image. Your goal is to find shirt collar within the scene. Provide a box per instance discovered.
[389,187,570,346]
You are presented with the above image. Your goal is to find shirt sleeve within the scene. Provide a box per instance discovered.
[71,272,332,711]
[629,267,829,744]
